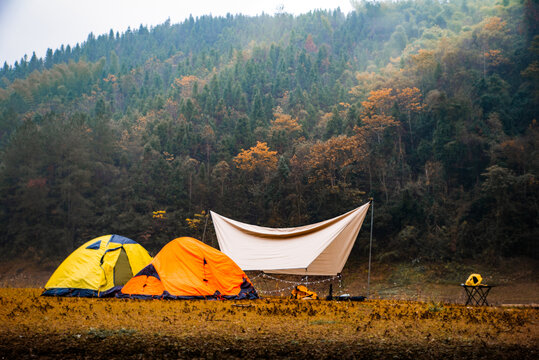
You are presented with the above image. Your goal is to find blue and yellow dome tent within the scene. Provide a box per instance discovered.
[42,235,152,297]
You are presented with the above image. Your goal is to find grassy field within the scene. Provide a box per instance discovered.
[3,257,538,304]
[0,288,537,359]
[0,258,537,358]
[252,257,539,305]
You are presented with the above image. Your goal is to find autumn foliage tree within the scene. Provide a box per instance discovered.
[357,88,406,200]
[307,135,366,188]
[396,87,423,146]
[233,141,278,181]
[270,109,302,151]
[232,141,279,221]
[359,88,400,144]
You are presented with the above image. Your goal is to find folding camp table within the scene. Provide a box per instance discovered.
[460,284,494,306]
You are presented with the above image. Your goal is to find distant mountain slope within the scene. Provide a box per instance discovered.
[0,0,537,262]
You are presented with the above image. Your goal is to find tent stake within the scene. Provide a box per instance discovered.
[367,199,374,299]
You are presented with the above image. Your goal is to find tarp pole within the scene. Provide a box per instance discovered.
[367,199,374,298]
[202,211,209,244]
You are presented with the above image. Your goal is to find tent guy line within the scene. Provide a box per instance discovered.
[258,272,341,285]
[255,273,341,295]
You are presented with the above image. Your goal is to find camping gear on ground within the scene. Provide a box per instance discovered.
[118,237,258,300]
[290,285,318,300]
[331,294,366,302]
[325,284,366,301]
[42,235,152,297]
[465,273,483,286]
[211,202,371,276]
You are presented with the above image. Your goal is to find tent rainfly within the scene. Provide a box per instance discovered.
[118,237,258,300]
[211,202,370,276]
[42,235,152,297]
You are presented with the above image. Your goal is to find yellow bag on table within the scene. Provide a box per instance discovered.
[465,273,483,286]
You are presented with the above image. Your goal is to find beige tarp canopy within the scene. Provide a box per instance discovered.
[210,202,370,276]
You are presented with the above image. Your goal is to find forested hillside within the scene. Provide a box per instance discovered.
[0,0,537,262]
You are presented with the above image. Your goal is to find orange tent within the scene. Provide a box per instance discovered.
[118,237,258,300]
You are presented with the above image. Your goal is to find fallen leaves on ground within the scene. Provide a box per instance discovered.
[0,288,537,359]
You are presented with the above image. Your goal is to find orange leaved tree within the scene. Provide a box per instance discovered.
[233,141,278,183]
[307,135,366,188]
[270,111,302,152]
[396,87,424,147]
[233,141,279,216]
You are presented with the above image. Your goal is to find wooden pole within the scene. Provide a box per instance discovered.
[202,211,209,244]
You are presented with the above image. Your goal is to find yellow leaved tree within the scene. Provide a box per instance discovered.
[233,141,278,174]
[307,135,366,188]
[233,141,279,213]
[270,109,303,151]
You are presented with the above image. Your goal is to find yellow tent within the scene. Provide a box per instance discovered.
[42,235,152,297]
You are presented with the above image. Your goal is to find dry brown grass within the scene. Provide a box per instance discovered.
[0,288,537,359]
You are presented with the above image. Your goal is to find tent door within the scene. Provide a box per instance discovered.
[114,248,133,286]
